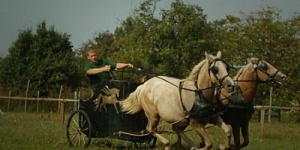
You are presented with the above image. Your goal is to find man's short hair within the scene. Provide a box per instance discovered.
[87,48,97,56]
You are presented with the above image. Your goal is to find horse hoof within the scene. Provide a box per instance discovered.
[241,142,249,148]
[219,144,228,150]
[190,147,197,150]
[200,142,205,148]
[171,142,182,150]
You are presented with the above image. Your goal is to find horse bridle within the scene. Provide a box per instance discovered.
[235,59,280,84]
[208,58,231,89]
[254,60,280,83]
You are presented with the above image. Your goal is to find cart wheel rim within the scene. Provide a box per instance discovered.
[66,110,92,148]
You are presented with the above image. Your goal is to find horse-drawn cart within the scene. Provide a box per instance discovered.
[66,80,157,148]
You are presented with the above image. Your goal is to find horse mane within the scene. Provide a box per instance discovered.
[186,59,206,80]
[233,66,246,80]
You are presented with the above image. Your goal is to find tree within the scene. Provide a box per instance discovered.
[211,7,300,106]
[111,0,214,78]
[0,21,80,96]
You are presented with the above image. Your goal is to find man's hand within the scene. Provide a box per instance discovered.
[103,65,111,71]
[128,63,133,68]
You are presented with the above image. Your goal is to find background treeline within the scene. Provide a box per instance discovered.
[0,0,299,109]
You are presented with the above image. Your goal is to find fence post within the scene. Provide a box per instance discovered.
[36,91,40,113]
[268,87,273,123]
[25,80,30,113]
[7,90,11,111]
[61,99,65,124]
[74,91,78,111]
[260,108,265,137]
[58,86,63,114]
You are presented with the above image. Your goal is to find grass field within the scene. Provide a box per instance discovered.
[0,111,299,150]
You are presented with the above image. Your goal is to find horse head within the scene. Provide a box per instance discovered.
[248,58,287,85]
[205,51,234,94]
[221,57,287,105]
[111,88,120,97]
[190,51,234,105]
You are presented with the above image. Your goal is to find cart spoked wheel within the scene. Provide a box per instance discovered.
[66,110,92,148]
[134,136,157,149]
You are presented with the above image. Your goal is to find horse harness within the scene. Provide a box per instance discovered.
[225,59,280,110]
[188,58,231,119]
[155,58,230,119]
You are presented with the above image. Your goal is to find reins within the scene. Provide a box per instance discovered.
[155,76,216,92]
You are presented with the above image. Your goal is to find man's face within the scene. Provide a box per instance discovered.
[87,51,98,63]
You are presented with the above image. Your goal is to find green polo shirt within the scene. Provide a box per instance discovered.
[84,59,117,90]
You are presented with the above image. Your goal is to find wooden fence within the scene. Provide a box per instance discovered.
[1,95,300,131]
[0,95,78,124]
[255,105,300,135]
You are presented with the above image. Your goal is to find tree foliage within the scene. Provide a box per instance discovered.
[210,7,300,106]
[0,21,80,96]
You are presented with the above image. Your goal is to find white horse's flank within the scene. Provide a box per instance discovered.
[120,51,234,150]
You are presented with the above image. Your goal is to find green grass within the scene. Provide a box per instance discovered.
[0,111,299,150]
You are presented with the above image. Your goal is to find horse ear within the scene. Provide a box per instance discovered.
[249,57,259,64]
[249,58,259,68]
[253,64,257,68]
[216,51,222,58]
[205,51,213,62]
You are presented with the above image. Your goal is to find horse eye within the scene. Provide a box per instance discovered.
[210,66,218,74]
[260,63,269,70]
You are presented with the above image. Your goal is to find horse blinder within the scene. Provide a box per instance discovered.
[258,62,269,71]
[209,66,219,74]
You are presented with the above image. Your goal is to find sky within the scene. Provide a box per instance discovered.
[0,0,299,56]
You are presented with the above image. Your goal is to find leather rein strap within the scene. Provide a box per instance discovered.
[156,76,215,113]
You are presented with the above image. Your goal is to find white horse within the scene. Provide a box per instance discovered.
[120,51,234,150]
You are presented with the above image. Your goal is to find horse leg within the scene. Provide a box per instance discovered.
[113,104,119,114]
[199,137,205,148]
[145,115,171,150]
[192,123,213,150]
[194,128,213,150]
[241,122,249,148]
[172,120,194,149]
[102,104,108,112]
[94,94,102,111]
[152,131,171,150]
[231,123,241,150]
[213,115,232,150]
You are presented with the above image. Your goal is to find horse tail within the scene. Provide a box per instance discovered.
[120,85,143,114]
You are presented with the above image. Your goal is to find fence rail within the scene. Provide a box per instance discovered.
[254,105,300,135]
[1,96,299,129]
[0,96,78,102]
[254,105,300,111]
[0,95,79,124]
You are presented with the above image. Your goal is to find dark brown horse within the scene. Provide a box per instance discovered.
[220,58,287,149]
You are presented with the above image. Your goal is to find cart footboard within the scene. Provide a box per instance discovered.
[114,131,157,148]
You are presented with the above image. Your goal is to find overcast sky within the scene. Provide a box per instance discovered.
[0,0,299,56]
